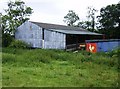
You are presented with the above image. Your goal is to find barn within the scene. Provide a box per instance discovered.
[15,21,103,50]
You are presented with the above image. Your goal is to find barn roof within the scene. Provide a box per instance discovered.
[31,21,102,35]
[49,29,102,35]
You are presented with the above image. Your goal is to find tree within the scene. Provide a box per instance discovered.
[98,3,120,29]
[97,3,120,38]
[0,13,2,47]
[77,21,91,29]
[77,7,98,32]
[1,0,33,47]
[87,6,98,32]
[63,10,79,26]
[1,0,33,35]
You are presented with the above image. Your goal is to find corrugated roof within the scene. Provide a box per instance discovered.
[31,21,102,35]
[49,29,102,35]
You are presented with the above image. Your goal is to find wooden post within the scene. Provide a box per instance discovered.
[76,35,78,50]
[42,28,44,48]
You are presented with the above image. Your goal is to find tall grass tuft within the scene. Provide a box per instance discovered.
[2,53,16,63]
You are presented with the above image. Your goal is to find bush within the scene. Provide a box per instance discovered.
[9,40,31,49]
[2,33,14,47]
[106,48,120,58]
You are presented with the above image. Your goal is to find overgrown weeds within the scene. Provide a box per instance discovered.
[2,48,119,68]
[2,48,119,87]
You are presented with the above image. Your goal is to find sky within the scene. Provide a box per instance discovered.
[0,0,119,25]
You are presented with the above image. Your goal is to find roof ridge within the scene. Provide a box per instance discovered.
[30,21,86,31]
[28,21,102,35]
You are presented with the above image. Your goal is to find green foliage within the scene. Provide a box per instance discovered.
[2,48,118,87]
[98,3,120,29]
[2,47,27,55]
[1,0,33,47]
[1,0,33,35]
[63,10,79,26]
[2,53,16,63]
[2,33,14,47]
[63,3,120,38]
[64,7,98,32]
[97,3,120,38]
[106,48,120,58]
[77,21,92,29]
[9,40,31,49]
[77,7,98,32]
[86,6,98,32]
[2,48,118,68]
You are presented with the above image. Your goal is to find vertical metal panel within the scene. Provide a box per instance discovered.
[44,29,66,49]
[109,42,119,50]
[97,41,120,52]
[15,21,43,48]
[97,42,109,52]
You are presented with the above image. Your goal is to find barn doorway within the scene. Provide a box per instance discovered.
[66,34,103,50]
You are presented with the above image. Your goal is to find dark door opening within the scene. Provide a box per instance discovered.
[66,34,103,50]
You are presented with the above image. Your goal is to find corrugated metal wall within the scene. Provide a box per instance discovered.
[97,41,120,52]
[44,29,66,49]
[15,21,43,48]
[15,21,66,49]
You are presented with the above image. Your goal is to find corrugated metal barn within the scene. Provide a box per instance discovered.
[15,21,103,50]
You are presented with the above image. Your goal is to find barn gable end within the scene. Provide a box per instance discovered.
[15,21,43,48]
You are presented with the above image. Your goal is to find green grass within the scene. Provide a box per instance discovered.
[0,52,2,88]
[2,48,119,87]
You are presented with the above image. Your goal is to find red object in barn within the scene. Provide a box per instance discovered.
[86,43,97,53]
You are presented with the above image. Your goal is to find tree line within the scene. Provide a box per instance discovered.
[63,2,120,39]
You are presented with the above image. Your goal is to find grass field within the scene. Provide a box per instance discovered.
[2,48,119,87]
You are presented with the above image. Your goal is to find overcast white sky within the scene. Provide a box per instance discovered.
[0,0,119,25]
